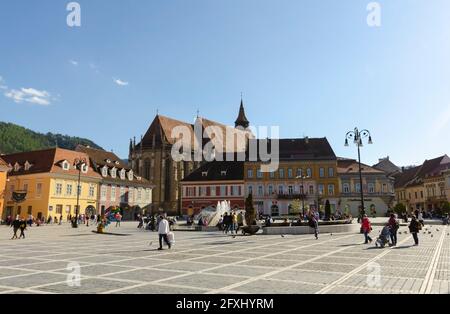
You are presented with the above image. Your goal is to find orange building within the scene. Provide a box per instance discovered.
[0,157,11,219]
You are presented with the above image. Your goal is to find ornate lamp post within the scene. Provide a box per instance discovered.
[72,157,87,228]
[296,174,310,217]
[345,128,373,220]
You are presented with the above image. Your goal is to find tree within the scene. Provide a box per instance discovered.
[289,199,301,215]
[245,193,256,225]
[393,203,406,215]
[324,200,331,221]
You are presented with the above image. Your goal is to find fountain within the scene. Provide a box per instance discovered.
[195,200,230,227]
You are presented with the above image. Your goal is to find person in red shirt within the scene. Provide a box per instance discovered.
[361,214,373,244]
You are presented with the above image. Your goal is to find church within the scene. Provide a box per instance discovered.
[128,100,251,214]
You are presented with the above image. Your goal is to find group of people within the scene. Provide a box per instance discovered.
[361,213,425,247]
[9,216,27,240]
[217,211,245,234]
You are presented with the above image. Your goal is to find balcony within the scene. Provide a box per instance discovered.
[277,193,308,200]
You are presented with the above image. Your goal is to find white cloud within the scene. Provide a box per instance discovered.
[4,87,52,106]
[69,59,79,66]
[113,78,129,86]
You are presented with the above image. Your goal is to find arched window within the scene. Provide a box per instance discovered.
[144,160,151,179]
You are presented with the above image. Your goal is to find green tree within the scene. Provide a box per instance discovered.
[289,199,301,215]
[394,203,406,215]
[245,193,256,225]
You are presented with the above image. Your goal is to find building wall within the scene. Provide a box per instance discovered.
[0,169,8,219]
[180,181,245,216]
[3,174,100,221]
[244,160,339,216]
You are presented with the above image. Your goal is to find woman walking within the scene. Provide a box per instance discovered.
[308,212,319,240]
[361,214,373,244]
[409,215,421,246]
[388,213,399,246]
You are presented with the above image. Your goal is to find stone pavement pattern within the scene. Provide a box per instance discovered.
[0,222,449,294]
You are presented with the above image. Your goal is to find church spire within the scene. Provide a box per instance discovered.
[234,95,250,128]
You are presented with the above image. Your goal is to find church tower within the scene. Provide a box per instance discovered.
[235,98,250,129]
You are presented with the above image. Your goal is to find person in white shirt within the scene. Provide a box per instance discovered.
[158,215,171,250]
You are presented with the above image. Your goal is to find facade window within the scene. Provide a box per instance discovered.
[200,186,206,197]
[55,183,63,195]
[145,189,151,201]
[288,186,293,195]
[66,184,73,195]
[111,186,116,201]
[328,167,334,177]
[102,167,108,177]
[319,168,325,178]
[36,183,42,196]
[129,188,134,202]
[65,205,71,214]
[382,184,387,193]
[233,186,239,196]
[210,186,216,197]
[120,187,125,202]
[318,184,324,195]
[101,185,107,201]
[55,205,62,214]
[111,168,117,178]
[296,168,303,177]
[368,183,375,194]
[269,171,275,179]
[309,185,314,195]
[343,183,350,193]
[247,186,252,196]
[258,185,263,196]
[77,185,82,196]
[328,184,335,196]
[137,188,142,200]
[247,169,254,178]
[299,185,304,194]
[420,191,423,199]
[279,168,285,179]
[278,185,284,195]
[288,169,293,178]
[89,185,95,198]
[355,183,361,193]
[268,185,273,195]
[256,169,263,179]
[307,168,312,178]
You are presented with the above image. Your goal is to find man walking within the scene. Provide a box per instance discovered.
[11,216,21,240]
[409,215,421,246]
[388,213,399,246]
[158,215,171,250]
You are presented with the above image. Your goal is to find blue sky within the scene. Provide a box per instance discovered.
[1,0,450,166]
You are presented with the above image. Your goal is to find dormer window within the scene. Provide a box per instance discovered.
[137,176,142,180]
[120,169,126,180]
[61,160,70,171]
[24,161,32,171]
[14,162,21,172]
[221,170,227,176]
[105,159,111,164]
[128,170,134,181]
[81,164,88,174]
[111,167,117,179]
[115,161,120,165]
[101,166,108,177]
[202,171,208,177]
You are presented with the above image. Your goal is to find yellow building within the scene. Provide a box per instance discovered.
[0,157,11,220]
[244,138,340,216]
[1,148,102,221]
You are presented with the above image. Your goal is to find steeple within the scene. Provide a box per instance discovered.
[234,96,250,128]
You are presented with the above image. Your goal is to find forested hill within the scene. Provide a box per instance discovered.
[0,122,103,154]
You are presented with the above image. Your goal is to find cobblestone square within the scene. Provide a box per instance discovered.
[0,222,448,294]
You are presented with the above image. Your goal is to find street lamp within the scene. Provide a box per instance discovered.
[345,128,373,220]
[296,174,310,217]
[72,157,87,228]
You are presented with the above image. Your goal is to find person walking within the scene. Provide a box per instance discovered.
[418,210,424,227]
[19,218,27,239]
[11,216,21,240]
[59,215,63,225]
[157,215,171,250]
[361,214,373,244]
[223,213,230,234]
[409,215,421,246]
[231,212,238,234]
[388,213,399,246]
[115,213,122,227]
[308,212,319,240]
